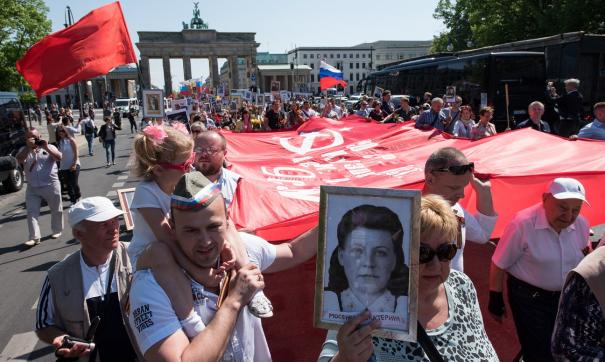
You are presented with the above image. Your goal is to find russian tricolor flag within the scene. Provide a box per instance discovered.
[319,60,347,91]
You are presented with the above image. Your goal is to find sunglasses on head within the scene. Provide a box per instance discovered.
[158,152,195,172]
[433,162,474,175]
[419,243,458,264]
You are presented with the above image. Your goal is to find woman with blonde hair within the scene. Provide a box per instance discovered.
[319,194,497,362]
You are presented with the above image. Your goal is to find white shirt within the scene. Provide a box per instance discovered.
[128,233,277,360]
[218,168,241,208]
[57,138,80,170]
[36,251,117,329]
[128,181,172,267]
[452,120,475,138]
[301,108,318,120]
[492,203,590,291]
[450,203,498,272]
[21,145,60,187]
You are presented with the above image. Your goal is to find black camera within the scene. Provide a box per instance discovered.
[55,335,95,356]
[34,138,45,147]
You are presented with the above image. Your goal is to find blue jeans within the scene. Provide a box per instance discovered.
[104,139,116,163]
[85,135,94,155]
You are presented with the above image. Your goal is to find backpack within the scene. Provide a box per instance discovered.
[84,122,95,136]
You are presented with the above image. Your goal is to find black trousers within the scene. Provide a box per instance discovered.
[508,275,560,362]
[58,166,81,203]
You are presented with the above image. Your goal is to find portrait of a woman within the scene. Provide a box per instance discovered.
[324,204,409,318]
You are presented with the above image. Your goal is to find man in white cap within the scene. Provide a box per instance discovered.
[488,178,591,362]
[35,197,139,361]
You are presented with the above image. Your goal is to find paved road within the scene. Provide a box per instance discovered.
[0,118,139,361]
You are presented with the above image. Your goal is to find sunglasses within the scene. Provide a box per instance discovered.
[419,243,458,264]
[158,152,195,172]
[433,162,474,175]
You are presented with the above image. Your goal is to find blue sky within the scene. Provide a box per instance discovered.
[44,0,444,89]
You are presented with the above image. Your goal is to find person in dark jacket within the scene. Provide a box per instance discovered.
[549,78,583,137]
[98,117,121,167]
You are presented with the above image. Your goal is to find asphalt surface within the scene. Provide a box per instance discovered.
[0,112,140,361]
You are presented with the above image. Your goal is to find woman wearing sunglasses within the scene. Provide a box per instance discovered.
[318,195,497,362]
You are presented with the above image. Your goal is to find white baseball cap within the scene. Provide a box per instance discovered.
[547,178,589,205]
[68,196,124,228]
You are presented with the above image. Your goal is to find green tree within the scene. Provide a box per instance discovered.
[432,0,605,53]
[0,0,51,91]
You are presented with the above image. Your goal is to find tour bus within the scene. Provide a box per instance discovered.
[361,52,547,130]
[0,92,26,192]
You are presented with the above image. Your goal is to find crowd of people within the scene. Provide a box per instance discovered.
[17,78,605,361]
[167,78,605,144]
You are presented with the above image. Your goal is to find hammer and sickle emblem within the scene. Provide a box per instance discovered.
[279,129,344,155]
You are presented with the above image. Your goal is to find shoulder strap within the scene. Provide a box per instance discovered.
[104,251,117,300]
[416,321,444,362]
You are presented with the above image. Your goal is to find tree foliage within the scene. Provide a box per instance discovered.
[0,0,51,91]
[432,0,605,52]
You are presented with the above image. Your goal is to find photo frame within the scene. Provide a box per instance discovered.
[166,108,190,132]
[142,89,165,118]
[445,85,456,103]
[314,186,420,342]
[117,188,136,231]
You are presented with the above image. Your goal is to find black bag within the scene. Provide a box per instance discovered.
[84,122,94,136]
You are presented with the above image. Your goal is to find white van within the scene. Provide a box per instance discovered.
[115,98,139,117]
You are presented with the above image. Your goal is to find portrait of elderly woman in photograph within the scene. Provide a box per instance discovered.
[323,204,409,319]
[318,195,498,362]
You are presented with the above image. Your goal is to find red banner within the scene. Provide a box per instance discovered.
[228,116,605,241]
[16,2,136,97]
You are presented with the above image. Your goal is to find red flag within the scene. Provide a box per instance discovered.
[225,116,605,241]
[16,2,136,98]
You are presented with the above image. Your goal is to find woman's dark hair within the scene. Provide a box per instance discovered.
[326,204,408,296]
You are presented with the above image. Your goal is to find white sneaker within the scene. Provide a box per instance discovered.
[248,291,273,318]
[24,239,40,247]
[50,233,62,239]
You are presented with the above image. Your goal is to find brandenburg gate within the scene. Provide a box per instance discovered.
[136,4,259,94]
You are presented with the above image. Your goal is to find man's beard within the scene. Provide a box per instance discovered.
[196,161,221,176]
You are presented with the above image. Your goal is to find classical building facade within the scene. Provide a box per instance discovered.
[288,40,432,94]
[136,6,259,94]
[42,64,138,107]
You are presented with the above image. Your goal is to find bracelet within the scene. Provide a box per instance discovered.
[179,311,205,338]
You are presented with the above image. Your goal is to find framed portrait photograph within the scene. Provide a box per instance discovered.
[166,109,190,132]
[117,188,136,230]
[142,89,164,118]
[314,186,420,342]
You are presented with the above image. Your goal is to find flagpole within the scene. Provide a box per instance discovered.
[65,6,85,118]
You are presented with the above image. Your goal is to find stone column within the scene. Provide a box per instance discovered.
[183,56,192,81]
[140,56,151,89]
[228,56,239,90]
[209,56,219,88]
[121,79,128,98]
[162,56,172,95]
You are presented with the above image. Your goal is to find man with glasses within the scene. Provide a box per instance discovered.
[193,130,240,208]
[422,147,498,272]
[488,178,591,362]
